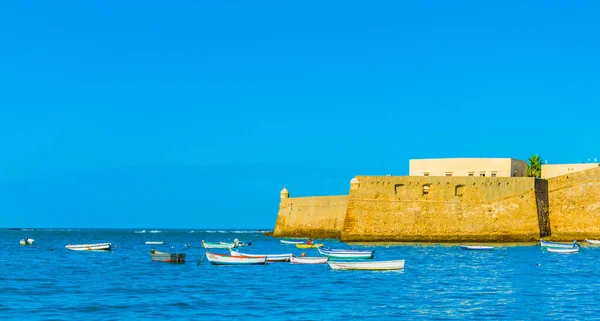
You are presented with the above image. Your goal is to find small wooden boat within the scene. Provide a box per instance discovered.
[296,243,324,249]
[328,260,405,271]
[202,240,236,249]
[586,239,600,244]
[20,238,34,246]
[150,249,185,263]
[230,250,291,262]
[459,245,494,251]
[540,240,579,249]
[318,248,374,259]
[205,252,266,265]
[547,247,579,254]
[280,240,305,244]
[145,241,165,245]
[65,243,112,251]
[290,256,328,264]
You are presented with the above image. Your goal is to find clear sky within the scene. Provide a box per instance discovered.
[1,1,599,228]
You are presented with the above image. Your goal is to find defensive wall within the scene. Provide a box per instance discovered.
[547,166,600,240]
[272,176,551,242]
[341,176,549,242]
[272,193,349,239]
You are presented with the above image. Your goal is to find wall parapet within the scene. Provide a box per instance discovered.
[341,175,546,242]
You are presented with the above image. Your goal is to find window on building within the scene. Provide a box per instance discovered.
[491,172,497,177]
[468,172,474,177]
[422,185,430,195]
[394,184,405,196]
[445,172,453,177]
[480,172,486,177]
[455,185,465,197]
[424,172,429,177]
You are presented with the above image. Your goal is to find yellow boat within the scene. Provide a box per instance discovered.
[296,243,323,249]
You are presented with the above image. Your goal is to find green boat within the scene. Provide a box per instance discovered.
[202,240,236,249]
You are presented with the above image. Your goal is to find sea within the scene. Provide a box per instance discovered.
[1,229,599,320]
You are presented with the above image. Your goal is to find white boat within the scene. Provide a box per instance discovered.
[547,247,579,254]
[290,256,328,264]
[540,240,578,249]
[145,241,165,245]
[202,240,235,249]
[318,248,374,259]
[586,239,600,244]
[20,238,34,246]
[149,230,161,233]
[230,250,291,262]
[65,243,112,251]
[459,245,494,251]
[280,240,305,244]
[205,252,266,265]
[328,260,405,271]
[135,230,146,233]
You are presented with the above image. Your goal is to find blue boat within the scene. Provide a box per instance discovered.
[540,240,579,249]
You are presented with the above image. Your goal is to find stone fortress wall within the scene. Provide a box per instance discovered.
[272,187,348,239]
[272,160,600,242]
[547,167,600,240]
[341,176,548,242]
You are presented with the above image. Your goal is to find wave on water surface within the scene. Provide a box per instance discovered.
[205,230,268,234]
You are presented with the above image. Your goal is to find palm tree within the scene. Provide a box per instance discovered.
[527,154,543,178]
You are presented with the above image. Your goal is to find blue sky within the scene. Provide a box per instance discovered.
[1,1,599,228]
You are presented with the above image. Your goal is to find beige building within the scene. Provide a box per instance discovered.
[542,163,599,179]
[409,158,527,177]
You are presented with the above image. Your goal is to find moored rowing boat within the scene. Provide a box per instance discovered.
[205,252,266,265]
[540,240,579,249]
[65,243,112,251]
[318,248,374,259]
[280,240,305,244]
[202,240,235,249]
[145,241,165,245]
[290,256,328,264]
[328,260,405,271]
[150,249,185,263]
[296,243,323,249]
[586,239,600,244]
[230,250,291,262]
[547,247,579,254]
[459,245,494,251]
[20,239,34,246]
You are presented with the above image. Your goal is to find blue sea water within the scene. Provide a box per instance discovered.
[1,229,599,320]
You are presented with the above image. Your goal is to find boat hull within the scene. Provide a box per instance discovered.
[318,248,374,259]
[20,239,34,246]
[540,240,578,249]
[202,241,236,249]
[150,250,186,263]
[290,256,328,264]
[280,240,305,244]
[586,239,600,244]
[65,243,112,251]
[205,252,266,265]
[296,244,324,249]
[230,250,291,262]
[459,245,494,251]
[328,260,405,271]
[547,247,579,254]
[145,241,165,245]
